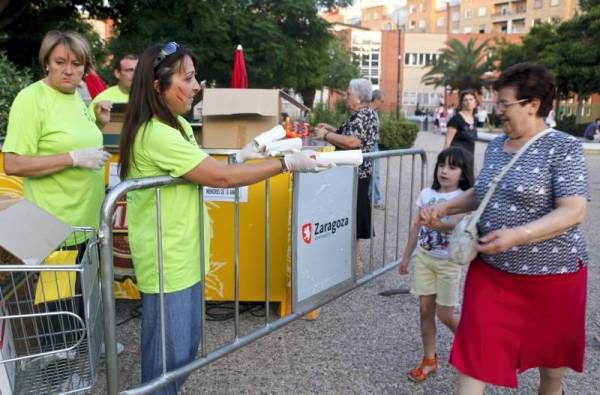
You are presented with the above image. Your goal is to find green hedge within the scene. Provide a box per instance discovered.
[0,53,32,138]
[556,115,588,137]
[379,114,418,149]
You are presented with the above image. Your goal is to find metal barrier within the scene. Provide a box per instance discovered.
[98,148,427,394]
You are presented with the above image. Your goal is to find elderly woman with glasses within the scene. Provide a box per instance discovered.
[313,78,379,273]
[119,42,331,394]
[420,63,589,394]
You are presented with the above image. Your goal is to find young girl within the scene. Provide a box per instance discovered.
[398,146,473,382]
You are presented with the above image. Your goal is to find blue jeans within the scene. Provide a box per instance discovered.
[370,143,383,205]
[141,282,202,395]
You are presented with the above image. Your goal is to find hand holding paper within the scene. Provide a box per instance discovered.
[284,150,335,173]
[236,140,268,162]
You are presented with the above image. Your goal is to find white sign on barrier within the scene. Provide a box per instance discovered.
[293,166,355,306]
[203,186,249,203]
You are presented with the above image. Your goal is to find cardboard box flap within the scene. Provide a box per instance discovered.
[202,89,279,117]
[0,198,72,265]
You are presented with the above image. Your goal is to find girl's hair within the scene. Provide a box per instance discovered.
[431,147,474,191]
[119,43,197,180]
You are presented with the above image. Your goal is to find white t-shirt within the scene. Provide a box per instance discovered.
[476,109,488,123]
[416,187,463,259]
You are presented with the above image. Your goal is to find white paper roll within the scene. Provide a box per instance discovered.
[264,138,303,156]
[315,150,363,166]
[253,125,286,151]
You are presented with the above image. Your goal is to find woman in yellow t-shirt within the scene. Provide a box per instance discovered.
[3,30,111,241]
[2,31,113,353]
[119,42,332,394]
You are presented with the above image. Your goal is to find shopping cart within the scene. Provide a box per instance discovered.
[0,227,103,394]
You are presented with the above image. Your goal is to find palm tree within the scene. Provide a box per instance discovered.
[422,38,494,93]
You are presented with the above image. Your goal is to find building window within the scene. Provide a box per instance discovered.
[420,3,426,12]
[410,5,417,14]
[479,24,486,33]
[533,18,542,26]
[419,53,424,65]
[411,53,418,65]
[551,0,560,6]
[478,7,487,16]
[410,20,417,29]
[425,54,431,65]
[418,19,426,29]
[405,53,410,65]
[534,0,543,8]
[464,26,472,33]
[452,11,460,22]
[550,16,561,23]
[437,17,445,27]
[465,9,473,18]
[385,22,393,31]
[432,54,437,65]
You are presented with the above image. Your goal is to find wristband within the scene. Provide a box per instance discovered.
[278,157,288,173]
[323,131,331,142]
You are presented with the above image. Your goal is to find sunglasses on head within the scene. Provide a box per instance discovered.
[153,41,180,71]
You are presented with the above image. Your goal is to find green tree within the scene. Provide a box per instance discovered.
[421,38,494,93]
[0,52,32,136]
[0,0,110,77]
[102,0,354,106]
[497,11,600,122]
[323,39,360,91]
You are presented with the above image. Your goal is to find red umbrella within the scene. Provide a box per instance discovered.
[231,44,248,88]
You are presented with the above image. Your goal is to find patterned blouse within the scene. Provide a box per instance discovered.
[334,106,378,179]
[474,130,590,275]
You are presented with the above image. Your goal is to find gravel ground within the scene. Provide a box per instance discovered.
[94,131,600,394]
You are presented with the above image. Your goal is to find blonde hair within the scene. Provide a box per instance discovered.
[39,30,94,72]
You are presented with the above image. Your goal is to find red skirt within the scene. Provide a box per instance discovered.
[450,257,587,388]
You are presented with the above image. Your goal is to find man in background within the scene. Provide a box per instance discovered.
[584,118,600,142]
[89,54,138,120]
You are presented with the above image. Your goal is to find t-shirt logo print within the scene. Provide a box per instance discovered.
[302,223,312,244]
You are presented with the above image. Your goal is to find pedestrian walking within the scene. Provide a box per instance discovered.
[398,146,474,382]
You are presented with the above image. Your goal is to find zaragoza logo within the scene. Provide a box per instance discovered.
[301,223,312,244]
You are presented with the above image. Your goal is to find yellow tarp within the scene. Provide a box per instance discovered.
[34,250,78,304]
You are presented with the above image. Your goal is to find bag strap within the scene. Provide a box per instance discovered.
[468,128,553,227]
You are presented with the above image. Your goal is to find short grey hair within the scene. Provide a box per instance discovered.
[39,30,94,73]
[372,89,384,102]
[348,78,373,104]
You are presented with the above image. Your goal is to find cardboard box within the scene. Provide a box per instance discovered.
[202,89,280,149]
[0,197,72,265]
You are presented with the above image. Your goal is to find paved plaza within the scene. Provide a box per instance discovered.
[95,131,600,394]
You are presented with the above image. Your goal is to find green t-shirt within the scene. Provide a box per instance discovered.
[126,116,211,294]
[88,85,129,122]
[2,80,104,246]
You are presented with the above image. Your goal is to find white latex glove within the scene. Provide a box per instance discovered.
[283,150,335,173]
[235,140,268,163]
[69,148,111,170]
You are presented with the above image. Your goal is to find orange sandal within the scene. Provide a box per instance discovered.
[407,354,438,382]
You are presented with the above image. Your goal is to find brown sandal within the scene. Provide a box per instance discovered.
[408,354,438,382]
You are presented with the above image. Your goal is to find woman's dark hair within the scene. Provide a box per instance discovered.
[119,43,197,180]
[493,62,555,118]
[432,146,474,191]
[457,89,478,115]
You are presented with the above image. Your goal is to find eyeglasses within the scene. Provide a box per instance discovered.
[153,42,180,71]
[494,98,529,110]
